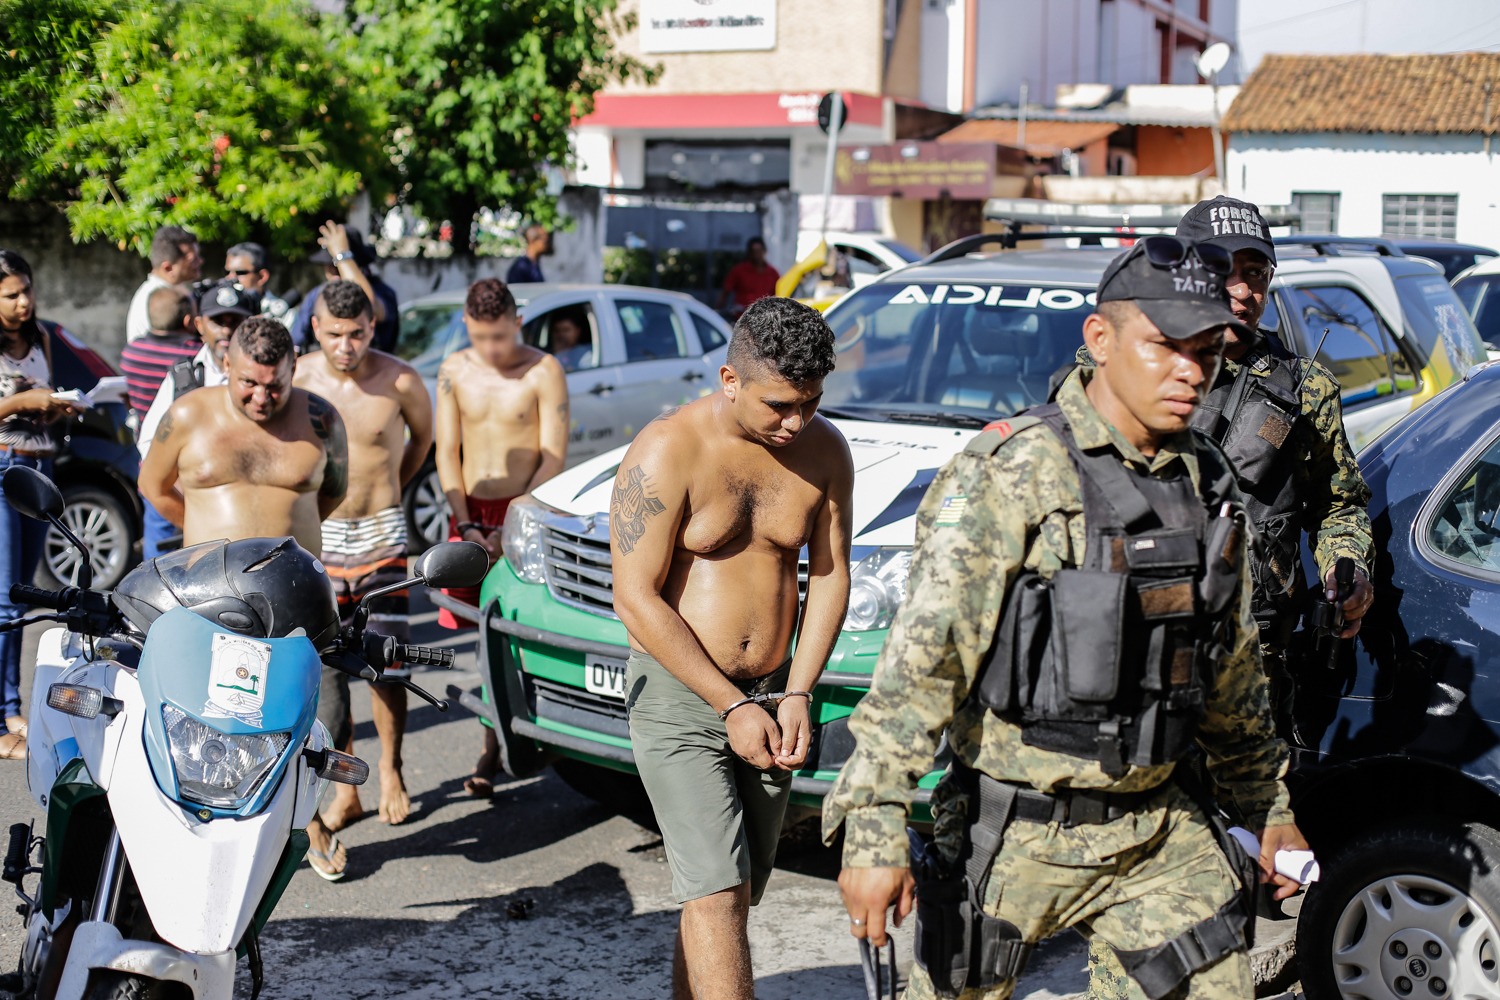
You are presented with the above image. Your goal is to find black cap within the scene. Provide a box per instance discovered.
[1098,240,1251,340]
[196,280,260,319]
[1176,195,1276,266]
[309,226,376,265]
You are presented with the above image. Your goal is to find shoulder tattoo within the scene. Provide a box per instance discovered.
[153,410,175,444]
[650,405,682,425]
[308,394,334,442]
[438,373,453,395]
[610,464,666,556]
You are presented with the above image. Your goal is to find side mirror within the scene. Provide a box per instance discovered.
[3,466,64,522]
[415,540,490,589]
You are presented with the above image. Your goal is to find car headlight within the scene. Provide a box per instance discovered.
[501,498,548,584]
[843,548,913,632]
[162,705,290,808]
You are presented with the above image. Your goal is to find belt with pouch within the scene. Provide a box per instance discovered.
[969,769,1167,827]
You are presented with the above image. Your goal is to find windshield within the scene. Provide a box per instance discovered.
[1394,273,1486,374]
[1453,273,1500,349]
[822,281,1095,425]
[396,305,467,377]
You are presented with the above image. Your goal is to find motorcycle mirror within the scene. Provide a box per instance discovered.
[2,466,64,522]
[414,540,490,589]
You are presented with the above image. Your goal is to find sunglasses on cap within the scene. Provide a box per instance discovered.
[1138,236,1233,277]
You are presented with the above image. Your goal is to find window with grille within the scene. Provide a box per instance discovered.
[1382,194,1458,240]
[1291,192,1340,234]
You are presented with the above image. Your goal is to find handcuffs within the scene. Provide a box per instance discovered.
[718,690,813,721]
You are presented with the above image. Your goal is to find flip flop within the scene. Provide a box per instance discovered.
[0,733,24,761]
[305,834,346,881]
[463,775,494,799]
[6,719,26,739]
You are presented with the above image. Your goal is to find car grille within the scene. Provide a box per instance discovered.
[527,675,630,740]
[540,511,810,620]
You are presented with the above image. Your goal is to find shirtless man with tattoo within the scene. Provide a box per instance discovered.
[611,297,853,1000]
[139,316,351,875]
[295,281,432,853]
[435,277,568,796]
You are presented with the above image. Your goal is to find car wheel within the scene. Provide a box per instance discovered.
[403,467,449,555]
[1298,821,1500,1000]
[35,487,136,591]
[551,758,657,830]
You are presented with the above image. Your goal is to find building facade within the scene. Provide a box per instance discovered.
[1223,53,1500,246]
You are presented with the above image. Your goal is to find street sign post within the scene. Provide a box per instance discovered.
[818,92,846,242]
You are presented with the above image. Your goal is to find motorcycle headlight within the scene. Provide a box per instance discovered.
[501,498,547,584]
[843,548,913,632]
[162,705,290,808]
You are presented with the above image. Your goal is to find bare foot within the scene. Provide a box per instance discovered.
[378,763,411,824]
[305,816,347,880]
[322,787,365,833]
[0,733,25,761]
[6,717,26,738]
[464,728,499,798]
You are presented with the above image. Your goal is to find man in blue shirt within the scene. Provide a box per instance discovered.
[506,224,549,284]
[291,224,400,353]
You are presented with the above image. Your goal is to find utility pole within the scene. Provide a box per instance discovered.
[819,92,845,244]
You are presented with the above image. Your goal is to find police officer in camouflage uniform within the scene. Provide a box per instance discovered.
[825,237,1310,1000]
[1080,197,1375,735]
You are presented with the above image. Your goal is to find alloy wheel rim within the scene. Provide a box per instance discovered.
[414,471,450,547]
[1332,873,1500,1000]
[47,500,124,586]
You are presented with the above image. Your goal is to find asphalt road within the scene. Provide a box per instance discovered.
[0,590,1093,1000]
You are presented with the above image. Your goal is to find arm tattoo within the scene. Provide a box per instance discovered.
[310,395,349,500]
[153,410,175,444]
[557,400,570,419]
[610,464,665,556]
[438,374,453,395]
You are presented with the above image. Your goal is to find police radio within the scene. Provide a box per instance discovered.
[1309,557,1356,669]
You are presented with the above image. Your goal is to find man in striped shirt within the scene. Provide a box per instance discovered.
[119,287,201,420]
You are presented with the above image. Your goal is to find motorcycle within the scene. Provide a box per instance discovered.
[0,465,489,1000]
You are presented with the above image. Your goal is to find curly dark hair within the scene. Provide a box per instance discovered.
[466,277,515,322]
[317,279,372,320]
[233,316,294,367]
[725,297,836,388]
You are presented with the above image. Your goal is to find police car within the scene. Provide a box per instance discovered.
[460,233,1484,824]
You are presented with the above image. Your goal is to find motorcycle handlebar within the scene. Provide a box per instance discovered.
[10,584,69,611]
[394,644,453,669]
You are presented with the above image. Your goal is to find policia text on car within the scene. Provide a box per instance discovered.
[825,236,1311,1000]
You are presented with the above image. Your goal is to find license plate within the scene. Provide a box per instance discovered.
[584,656,628,700]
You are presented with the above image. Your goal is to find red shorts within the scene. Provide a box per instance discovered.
[440,495,514,629]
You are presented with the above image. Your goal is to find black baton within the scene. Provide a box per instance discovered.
[858,935,897,1000]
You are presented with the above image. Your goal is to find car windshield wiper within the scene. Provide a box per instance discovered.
[821,404,989,429]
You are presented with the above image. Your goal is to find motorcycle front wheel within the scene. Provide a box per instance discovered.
[83,970,191,1000]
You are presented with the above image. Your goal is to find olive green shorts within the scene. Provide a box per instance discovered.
[625,650,792,905]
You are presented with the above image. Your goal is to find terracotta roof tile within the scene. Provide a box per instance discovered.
[1222,52,1500,134]
[936,118,1119,156]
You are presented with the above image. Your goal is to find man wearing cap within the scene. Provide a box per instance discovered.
[136,279,258,559]
[827,237,1307,1000]
[291,223,400,353]
[1080,197,1374,737]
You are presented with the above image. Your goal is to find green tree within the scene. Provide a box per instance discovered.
[350,0,656,245]
[0,0,125,198]
[21,0,390,258]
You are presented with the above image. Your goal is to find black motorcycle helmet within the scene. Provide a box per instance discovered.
[115,537,341,650]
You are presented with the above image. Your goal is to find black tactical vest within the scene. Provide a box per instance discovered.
[1188,335,1304,628]
[972,404,1245,776]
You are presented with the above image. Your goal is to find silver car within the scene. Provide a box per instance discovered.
[395,283,732,549]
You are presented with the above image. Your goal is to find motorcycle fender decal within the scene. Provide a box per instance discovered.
[202,633,272,729]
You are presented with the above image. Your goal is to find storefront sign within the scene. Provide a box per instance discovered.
[640,0,777,53]
[836,143,997,199]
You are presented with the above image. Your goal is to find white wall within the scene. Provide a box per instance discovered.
[1228,132,1500,245]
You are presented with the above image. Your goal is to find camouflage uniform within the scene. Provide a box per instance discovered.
[1076,338,1373,731]
[822,369,1294,1000]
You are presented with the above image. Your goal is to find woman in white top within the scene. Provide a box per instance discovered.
[0,251,84,760]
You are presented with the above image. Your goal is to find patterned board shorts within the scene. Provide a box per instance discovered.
[321,507,411,677]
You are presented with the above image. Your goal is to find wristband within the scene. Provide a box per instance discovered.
[457,522,485,535]
[332,251,354,263]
